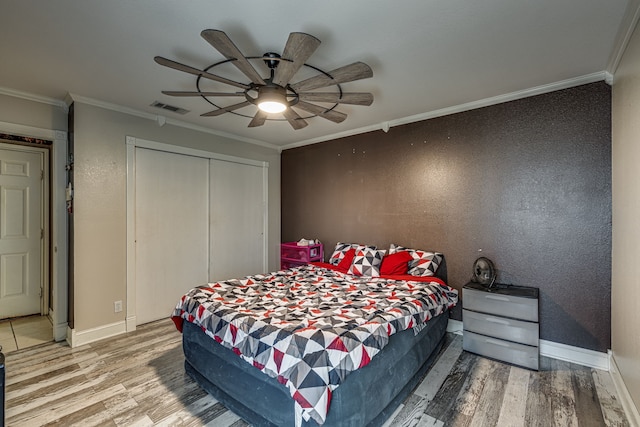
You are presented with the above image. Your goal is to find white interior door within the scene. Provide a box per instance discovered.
[209,159,266,280]
[135,147,209,325]
[0,148,43,318]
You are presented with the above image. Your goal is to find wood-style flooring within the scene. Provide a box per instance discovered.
[3,319,630,426]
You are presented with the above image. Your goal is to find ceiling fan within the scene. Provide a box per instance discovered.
[154,29,374,130]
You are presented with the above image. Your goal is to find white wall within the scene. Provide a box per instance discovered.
[612,18,640,415]
[71,101,281,333]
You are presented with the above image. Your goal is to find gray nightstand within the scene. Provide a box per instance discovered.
[462,281,539,370]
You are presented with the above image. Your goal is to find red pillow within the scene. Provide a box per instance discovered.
[336,248,356,272]
[380,251,413,275]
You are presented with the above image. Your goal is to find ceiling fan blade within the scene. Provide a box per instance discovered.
[201,29,266,85]
[272,32,321,87]
[282,108,308,130]
[297,92,373,106]
[294,101,347,123]
[248,110,268,127]
[162,91,245,97]
[290,62,373,92]
[154,56,250,90]
[200,101,251,117]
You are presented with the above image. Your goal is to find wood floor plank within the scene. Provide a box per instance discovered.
[203,409,244,427]
[524,360,554,427]
[382,403,405,427]
[5,349,100,385]
[496,366,530,427]
[7,373,114,419]
[41,400,116,427]
[387,394,426,427]
[447,355,492,427]
[467,359,510,427]
[226,419,250,427]
[6,363,86,399]
[2,322,630,427]
[417,414,445,427]
[414,336,463,400]
[154,396,228,427]
[7,383,125,426]
[550,359,579,427]
[571,364,607,427]
[425,351,476,423]
[592,369,630,427]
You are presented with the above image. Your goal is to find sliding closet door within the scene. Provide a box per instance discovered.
[135,147,209,324]
[209,159,266,281]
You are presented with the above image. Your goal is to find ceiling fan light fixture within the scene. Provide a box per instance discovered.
[257,86,288,113]
[258,100,287,113]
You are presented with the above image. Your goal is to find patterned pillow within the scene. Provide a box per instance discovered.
[348,247,386,277]
[329,242,377,266]
[408,251,443,277]
[329,242,355,265]
[389,244,443,277]
[389,243,410,254]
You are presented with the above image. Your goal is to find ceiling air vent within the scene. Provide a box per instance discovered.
[150,101,190,115]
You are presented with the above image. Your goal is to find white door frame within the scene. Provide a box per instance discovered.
[0,121,68,341]
[0,142,49,316]
[125,136,268,332]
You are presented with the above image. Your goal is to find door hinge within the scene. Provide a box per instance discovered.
[41,169,44,180]
[41,228,44,239]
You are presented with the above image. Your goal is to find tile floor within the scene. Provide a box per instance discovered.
[0,315,52,354]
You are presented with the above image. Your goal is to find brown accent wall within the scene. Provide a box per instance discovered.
[282,82,612,352]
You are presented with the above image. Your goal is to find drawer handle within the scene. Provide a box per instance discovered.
[486,338,511,348]
[485,295,509,302]
[485,316,510,325]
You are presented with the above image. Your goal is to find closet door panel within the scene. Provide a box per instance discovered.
[135,147,209,324]
[209,159,266,281]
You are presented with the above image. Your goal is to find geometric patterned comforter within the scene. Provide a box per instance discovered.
[171,263,458,426]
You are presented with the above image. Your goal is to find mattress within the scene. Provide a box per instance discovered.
[182,311,449,426]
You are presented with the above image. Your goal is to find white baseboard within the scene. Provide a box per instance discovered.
[47,308,68,342]
[66,320,127,348]
[126,315,137,333]
[447,319,463,335]
[539,339,609,371]
[609,351,640,426]
[53,321,68,342]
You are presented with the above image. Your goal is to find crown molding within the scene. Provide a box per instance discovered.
[607,0,640,78]
[66,93,279,151]
[0,86,68,111]
[283,71,612,150]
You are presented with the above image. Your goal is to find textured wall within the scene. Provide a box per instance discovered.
[282,82,611,352]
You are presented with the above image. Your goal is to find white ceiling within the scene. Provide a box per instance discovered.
[0,0,634,149]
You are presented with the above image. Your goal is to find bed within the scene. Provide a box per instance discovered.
[172,244,458,426]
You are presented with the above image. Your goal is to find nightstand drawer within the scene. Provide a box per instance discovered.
[463,309,539,346]
[463,330,539,370]
[463,287,538,322]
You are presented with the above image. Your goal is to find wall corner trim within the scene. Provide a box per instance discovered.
[609,351,640,426]
[66,321,127,348]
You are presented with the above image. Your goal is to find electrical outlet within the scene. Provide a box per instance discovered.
[114,300,123,313]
